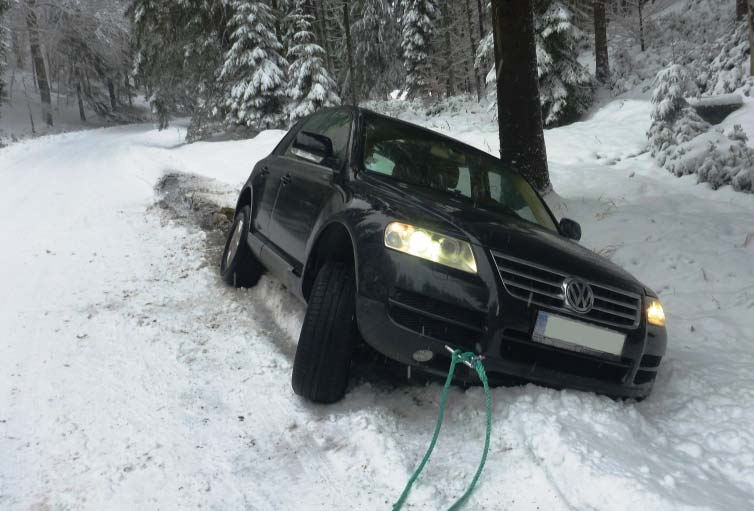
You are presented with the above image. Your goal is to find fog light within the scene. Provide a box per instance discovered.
[646,298,666,327]
[412,350,434,363]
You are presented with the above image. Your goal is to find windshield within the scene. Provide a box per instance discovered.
[362,115,557,232]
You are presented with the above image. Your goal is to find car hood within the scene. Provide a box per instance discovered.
[361,175,644,293]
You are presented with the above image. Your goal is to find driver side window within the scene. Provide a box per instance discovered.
[284,110,352,170]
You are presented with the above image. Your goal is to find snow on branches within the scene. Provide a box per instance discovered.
[477,0,593,127]
[401,0,437,98]
[648,64,753,193]
[221,1,288,130]
[536,1,593,127]
[285,1,340,123]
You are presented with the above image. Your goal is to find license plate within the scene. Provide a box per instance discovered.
[533,312,626,357]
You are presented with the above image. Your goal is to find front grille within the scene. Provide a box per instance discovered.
[388,289,484,348]
[492,252,642,329]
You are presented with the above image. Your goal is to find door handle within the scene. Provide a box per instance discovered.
[281,174,292,186]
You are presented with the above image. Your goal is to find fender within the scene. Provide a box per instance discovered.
[300,216,359,301]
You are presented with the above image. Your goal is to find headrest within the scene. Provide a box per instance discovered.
[429,164,459,190]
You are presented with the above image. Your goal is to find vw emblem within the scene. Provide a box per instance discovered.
[563,278,594,313]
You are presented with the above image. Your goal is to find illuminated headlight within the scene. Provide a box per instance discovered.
[384,222,477,274]
[646,298,666,327]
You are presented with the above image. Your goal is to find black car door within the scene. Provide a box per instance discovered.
[267,109,353,265]
[250,125,301,235]
[249,159,278,234]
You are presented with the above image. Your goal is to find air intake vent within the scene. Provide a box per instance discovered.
[492,252,641,329]
[388,289,484,347]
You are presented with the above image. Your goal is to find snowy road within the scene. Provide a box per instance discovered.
[2,101,754,510]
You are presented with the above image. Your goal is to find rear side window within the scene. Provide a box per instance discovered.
[284,110,352,169]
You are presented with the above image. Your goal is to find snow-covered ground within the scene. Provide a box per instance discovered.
[2,98,754,510]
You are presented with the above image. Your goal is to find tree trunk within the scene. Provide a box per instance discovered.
[21,77,36,134]
[76,82,86,122]
[638,0,645,52]
[491,0,550,193]
[442,1,455,97]
[749,0,754,77]
[125,75,133,107]
[12,29,25,68]
[314,1,334,76]
[738,0,748,21]
[25,0,53,127]
[107,78,117,110]
[343,1,359,105]
[594,0,610,83]
[465,0,483,100]
[476,0,485,36]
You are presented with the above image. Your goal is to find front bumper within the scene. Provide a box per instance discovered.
[355,247,667,400]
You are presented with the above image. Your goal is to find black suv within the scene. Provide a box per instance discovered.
[221,106,668,403]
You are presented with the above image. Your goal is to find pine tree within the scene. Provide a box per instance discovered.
[535,1,593,127]
[401,0,438,98]
[286,0,340,123]
[129,0,229,130]
[221,1,288,129]
[352,0,400,99]
[648,64,754,193]
[647,64,708,166]
[480,1,592,127]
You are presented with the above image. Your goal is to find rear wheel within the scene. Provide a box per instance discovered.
[220,205,263,287]
[292,262,357,403]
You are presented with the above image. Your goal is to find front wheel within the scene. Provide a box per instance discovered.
[220,205,263,287]
[292,262,357,403]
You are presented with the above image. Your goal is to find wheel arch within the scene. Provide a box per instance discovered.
[302,221,358,302]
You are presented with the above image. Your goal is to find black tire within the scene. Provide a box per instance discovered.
[220,205,263,287]
[292,262,357,403]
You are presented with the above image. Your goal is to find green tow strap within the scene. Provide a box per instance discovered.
[392,349,492,511]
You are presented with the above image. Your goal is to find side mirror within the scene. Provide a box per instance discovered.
[559,218,581,241]
[292,131,334,164]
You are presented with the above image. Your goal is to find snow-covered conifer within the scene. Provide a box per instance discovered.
[644,63,754,193]
[705,24,753,95]
[647,63,708,164]
[401,0,437,98]
[694,125,754,193]
[130,0,228,131]
[535,1,593,127]
[221,1,288,130]
[285,0,340,123]
[476,1,591,126]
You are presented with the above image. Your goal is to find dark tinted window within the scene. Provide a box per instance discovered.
[362,115,556,231]
[285,110,352,169]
